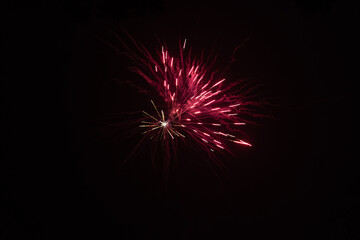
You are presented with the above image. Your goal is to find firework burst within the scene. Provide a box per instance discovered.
[108,29,261,173]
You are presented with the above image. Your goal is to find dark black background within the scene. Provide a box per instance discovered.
[1,0,355,239]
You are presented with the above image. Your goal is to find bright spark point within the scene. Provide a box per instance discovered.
[161,121,168,127]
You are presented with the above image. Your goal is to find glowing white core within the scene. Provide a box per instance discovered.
[161,121,168,127]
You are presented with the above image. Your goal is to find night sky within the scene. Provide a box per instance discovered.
[1,0,355,239]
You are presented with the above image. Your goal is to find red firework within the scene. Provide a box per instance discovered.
[108,29,261,172]
[139,40,252,148]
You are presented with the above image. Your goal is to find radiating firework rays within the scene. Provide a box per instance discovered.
[104,26,263,173]
[140,100,186,140]
[130,38,253,155]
